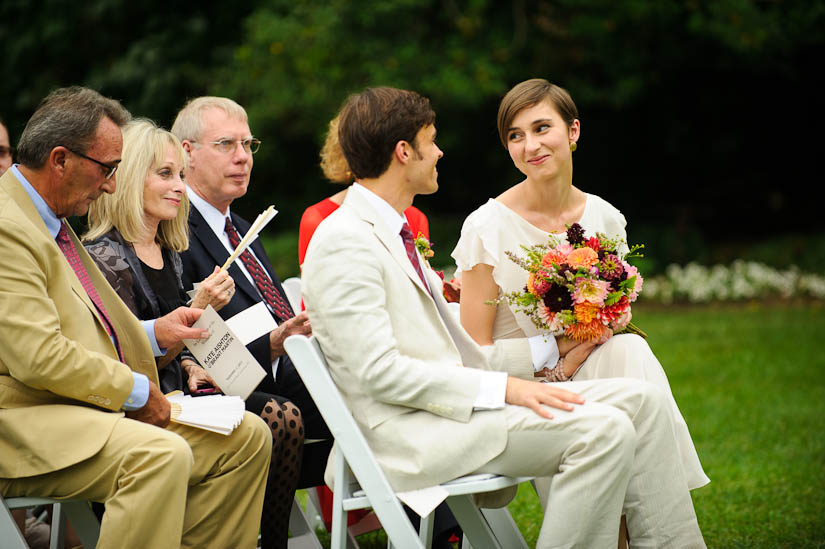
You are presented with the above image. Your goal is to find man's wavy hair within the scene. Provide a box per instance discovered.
[337,87,435,180]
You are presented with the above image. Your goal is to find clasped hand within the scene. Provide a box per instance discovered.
[269,312,312,360]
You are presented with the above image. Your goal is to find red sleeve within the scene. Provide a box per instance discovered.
[298,206,324,266]
[405,206,430,240]
[299,199,340,265]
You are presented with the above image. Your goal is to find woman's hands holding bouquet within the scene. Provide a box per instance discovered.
[535,327,613,382]
[558,328,612,377]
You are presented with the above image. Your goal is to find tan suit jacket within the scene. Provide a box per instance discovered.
[302,189,532,492]
[0,170,158,478]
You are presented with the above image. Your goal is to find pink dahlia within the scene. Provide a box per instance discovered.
[572,277,611,305]
[624,265,644,301]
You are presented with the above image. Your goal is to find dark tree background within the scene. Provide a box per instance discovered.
[2,0,823,275]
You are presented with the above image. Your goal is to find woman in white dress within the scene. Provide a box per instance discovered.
[451,79,710,497]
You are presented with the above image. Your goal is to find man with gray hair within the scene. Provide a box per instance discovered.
[173,96,332,487]
[0,86,272,548]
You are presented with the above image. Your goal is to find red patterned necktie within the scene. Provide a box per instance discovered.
[400,223,431,296]
[56,222,124,362]
[224,217,294,322]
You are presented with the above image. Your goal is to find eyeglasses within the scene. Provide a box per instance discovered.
[64,147,119,179]
[193,138,261,155]
[0,146,12,159]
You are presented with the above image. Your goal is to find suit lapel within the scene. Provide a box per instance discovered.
[344,191,431,298]
[188,205,291,315]
[3,172,155,375]
[3,173,103,328]
[188,205,260,304]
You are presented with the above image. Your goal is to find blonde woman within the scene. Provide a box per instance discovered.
[84,119,303,549]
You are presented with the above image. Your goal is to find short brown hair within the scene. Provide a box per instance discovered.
[16,86,131,168]
[337,87,435,180]
[497,79,578,148]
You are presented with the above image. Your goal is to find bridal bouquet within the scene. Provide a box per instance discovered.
[500,223,646,342]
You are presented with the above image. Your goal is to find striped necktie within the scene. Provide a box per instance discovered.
[55,222,124,362]
[224,217,294,322]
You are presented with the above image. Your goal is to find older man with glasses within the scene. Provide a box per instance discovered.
[172,97,332,489]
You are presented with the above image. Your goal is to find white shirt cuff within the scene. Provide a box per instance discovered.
[528,334,560,372]
[473,370,508,410]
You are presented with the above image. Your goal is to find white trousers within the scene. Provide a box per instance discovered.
[476,378,705,549]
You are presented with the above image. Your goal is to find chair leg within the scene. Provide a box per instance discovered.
[288,497,323,549]
[0,499,28,549]
[50,503,66,549]
[61,501,100,549]
[446,495,502,549]
[481,507,528,549]
[331,453,350,549]
[418,512,434,549]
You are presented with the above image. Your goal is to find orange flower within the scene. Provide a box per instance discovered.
[565,319,605,342]
[574,302,600,324]
[566,247,599,269]
[541,250,566,269]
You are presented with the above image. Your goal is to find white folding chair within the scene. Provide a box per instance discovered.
[284,334,531,549]
[1,495,100,549]
[282,276,303,314]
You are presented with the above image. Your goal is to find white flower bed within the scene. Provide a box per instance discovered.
[641,260,825,303]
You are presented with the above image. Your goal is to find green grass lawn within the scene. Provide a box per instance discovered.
[298,303,825,547]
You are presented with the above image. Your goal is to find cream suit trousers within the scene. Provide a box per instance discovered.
[476,379,705,549]
[0,412,271,549]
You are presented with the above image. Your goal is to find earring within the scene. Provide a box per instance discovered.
[570,142,577,152]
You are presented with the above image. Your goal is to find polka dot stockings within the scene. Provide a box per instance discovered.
[258,399,304,549]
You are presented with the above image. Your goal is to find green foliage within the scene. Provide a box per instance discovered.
[503,303,825,548]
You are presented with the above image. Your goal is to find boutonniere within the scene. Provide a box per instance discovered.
[414,233,435,260]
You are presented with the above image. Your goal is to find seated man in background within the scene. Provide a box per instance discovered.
[0,86,271,548]
[172,96,332,487]
[301,86,705,548]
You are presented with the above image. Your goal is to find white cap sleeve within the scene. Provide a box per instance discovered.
[451,201,501,274]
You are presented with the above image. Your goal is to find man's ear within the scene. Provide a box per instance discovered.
[181,140,195,166]
[49,146,70,177]
[394,140,411,165]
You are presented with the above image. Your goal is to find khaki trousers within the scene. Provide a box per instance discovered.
[477,379,705,549]
[1,412,271,548]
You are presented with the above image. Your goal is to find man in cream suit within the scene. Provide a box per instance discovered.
[0,87,271,548]
[302,87,705,548]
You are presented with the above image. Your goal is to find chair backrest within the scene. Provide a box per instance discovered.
[283,334,423,547]
[281,277,303,313]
